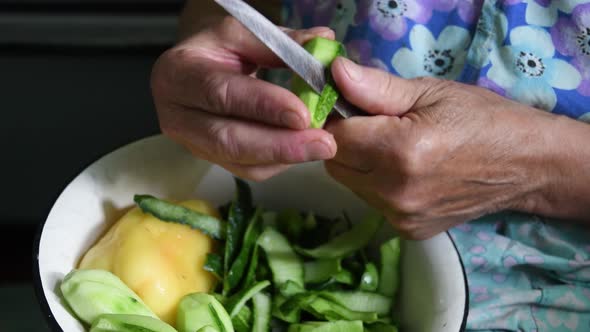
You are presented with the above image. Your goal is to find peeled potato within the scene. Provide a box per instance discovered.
[79,199,219,325]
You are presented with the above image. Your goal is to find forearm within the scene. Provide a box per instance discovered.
[520,110,590,221]
[178,0,282,41]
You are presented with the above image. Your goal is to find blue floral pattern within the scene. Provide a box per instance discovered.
[519,0,586,27]
[280,1,590,331]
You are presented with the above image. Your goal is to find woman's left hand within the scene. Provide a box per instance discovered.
[325,57,553,240]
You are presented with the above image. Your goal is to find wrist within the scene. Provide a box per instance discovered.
[513,109,590,220]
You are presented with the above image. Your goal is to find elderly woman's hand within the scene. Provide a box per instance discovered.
[151,17,337,181]
[324,57,590,240]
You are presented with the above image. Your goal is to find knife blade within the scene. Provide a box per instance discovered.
[214,0,366,118]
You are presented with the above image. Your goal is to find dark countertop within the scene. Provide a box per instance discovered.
[0,284,50,331]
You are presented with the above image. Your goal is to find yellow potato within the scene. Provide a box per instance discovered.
[78,199,219,326]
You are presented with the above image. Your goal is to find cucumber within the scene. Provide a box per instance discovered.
[224,178,255,296]
[257,227,304,289]
[204,253,223,280]
[176,293,234,332]
[305,297,378,322]
[225,207,263,294]
[225,280,271,317]
[252,292,271,332]
[272,294,300,324]
[197,327,219,332]
[60,269,156,325]
[303,259,341,284]
[295,213,383,259]
[278,290,389,323]
[287,320,363,332]
[291,37,347,128]
[359,263,379,292]
[365,322,399,332]
[90,314,177,332]
[378,237,401,298]
[318,291,392,316]
[134,195,226,240]
[232,305,252,332]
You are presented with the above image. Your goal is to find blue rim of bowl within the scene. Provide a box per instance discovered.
[31,136,470,332]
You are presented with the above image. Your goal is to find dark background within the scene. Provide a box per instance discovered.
[0,1,184,330]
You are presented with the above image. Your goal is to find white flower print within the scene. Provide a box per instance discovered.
[487,26,582,111]
[391,24,472,79]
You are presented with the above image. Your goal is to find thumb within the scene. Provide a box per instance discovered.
[331,57,427,116]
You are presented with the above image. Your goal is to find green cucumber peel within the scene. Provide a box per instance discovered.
[272,294,301,323]
[278,290,390,321]
[287,320,364,332]
[176,293,233,332]
[257,227,304,290]
[223,178,255,295]
[204,253,223,280]
[252,292,272,332]
[303,259,342,284]
[318,291,392,316]
[365,322,399,332]
[60,269,156,325]
[378,237,401,298]
[231,305,252,332]
[133,195,226,240]
[243,243,260,288]
[89,314,177,332]
[295,212,384,259]
[226,280,271,317]
[359,262,379,292]
[305,297,379,322]
[225,207,263,294]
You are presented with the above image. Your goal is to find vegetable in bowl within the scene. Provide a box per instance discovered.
[60,178,401,332]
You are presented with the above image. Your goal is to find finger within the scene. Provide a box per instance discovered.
[157,61,310,129]
[281,26,336,47]
[199,71,312,129]
[331,57,428,116]
[161,107,337,165]
[204,17,335,69]
[324,115,399,172]
[221,163,291,182]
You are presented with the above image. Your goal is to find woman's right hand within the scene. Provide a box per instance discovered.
[151,17,337,181]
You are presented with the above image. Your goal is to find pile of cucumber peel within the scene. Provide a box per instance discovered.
[60,177,401,332]
[59,39,402,332]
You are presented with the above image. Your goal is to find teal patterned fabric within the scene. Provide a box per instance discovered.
[277,0,590,331]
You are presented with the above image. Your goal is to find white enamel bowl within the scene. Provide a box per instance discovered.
[34,135,468,332]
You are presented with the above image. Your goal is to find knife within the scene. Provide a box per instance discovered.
[214,0,366,118]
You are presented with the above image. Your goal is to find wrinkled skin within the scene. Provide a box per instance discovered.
[152,17,338,181]
[324,58,553,240]
[152,18,590,240]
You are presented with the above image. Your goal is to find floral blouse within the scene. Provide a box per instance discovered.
[279,1,590,331]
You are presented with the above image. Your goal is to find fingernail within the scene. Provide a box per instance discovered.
[281,112,303,128]
[339,57,362,82]
[305,26,333,35]
[305,138,334,160]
